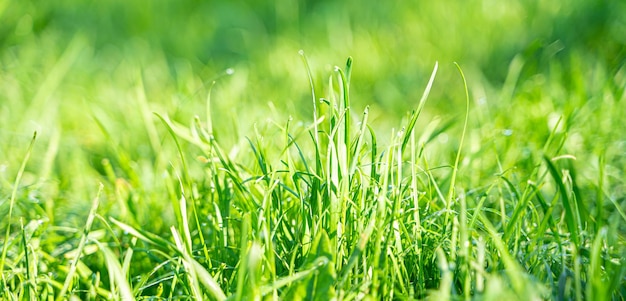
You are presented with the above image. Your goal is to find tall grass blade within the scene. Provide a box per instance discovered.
[299,50,319,146]
[20,219,37,301]
[543,156,580,246]
[1,132,37,281]
[171,227,226,301]
[57,183,104,301]
[109,217,175,252]
[444,63,470,226]
[401,62,438,152]
[98,243,134,301]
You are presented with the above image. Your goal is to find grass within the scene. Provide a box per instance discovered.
[1,0,626,300]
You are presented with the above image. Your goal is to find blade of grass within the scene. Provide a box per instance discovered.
[171,227,227,301]
[57,183,104,301]
[595,154,605,230]
[1,132,37,284]
[156,113,211,265]
[96,242,134,301]
[336,57,353,173]
[444,63,470,226]
[234,213,251,301]
[299,50,319,147]
[121,237,137,284]
[20,218,36,301]
[587,227,607,301]
[543,156,580,247]
[349,106,369,175]
[171,227,202,300]
[401,62,438,152]
[109,217,176,252]
[476,212,527,297]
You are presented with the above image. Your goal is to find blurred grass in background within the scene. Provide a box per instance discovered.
[3,0,624,117]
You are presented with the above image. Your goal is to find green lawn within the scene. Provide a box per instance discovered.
[1,0,625,300]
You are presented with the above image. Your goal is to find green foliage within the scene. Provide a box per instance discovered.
[283,230,336,301]
[1,0,625,300]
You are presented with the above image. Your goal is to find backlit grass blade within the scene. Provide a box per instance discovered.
[282,230,335,300]
[444,63,470,226]
[476,212,535,298]
[57,183,103,301]
[1,132,37,279]
[336,57,352,162]
[171,227,226,301]
[595,154,605,229]
[338,215,376,285]
[98,243,134,301]
[349,106,369,175]
[587,227,608,301]
[543,156,581,247]
[20,218,37,301]
[401,62,438,152]
[109,217,176,252]
[299,50,319,146]
[503,178,537,243]
[156,112,211,264]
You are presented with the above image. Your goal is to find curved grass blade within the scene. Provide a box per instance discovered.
[543,155,580,246]
[1,131,37,280]
[444,63,470,226]
[401,62,438,152]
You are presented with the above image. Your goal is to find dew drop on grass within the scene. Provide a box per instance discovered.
[225,68,234,75]
[502,129,513,136]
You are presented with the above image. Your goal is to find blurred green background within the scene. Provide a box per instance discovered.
[3,0,624,118]
[1,0,625,224]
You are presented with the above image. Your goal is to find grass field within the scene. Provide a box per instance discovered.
[1,0,625,300]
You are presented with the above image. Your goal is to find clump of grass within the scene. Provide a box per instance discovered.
[3,51,625,301]
[3,1,626,299]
